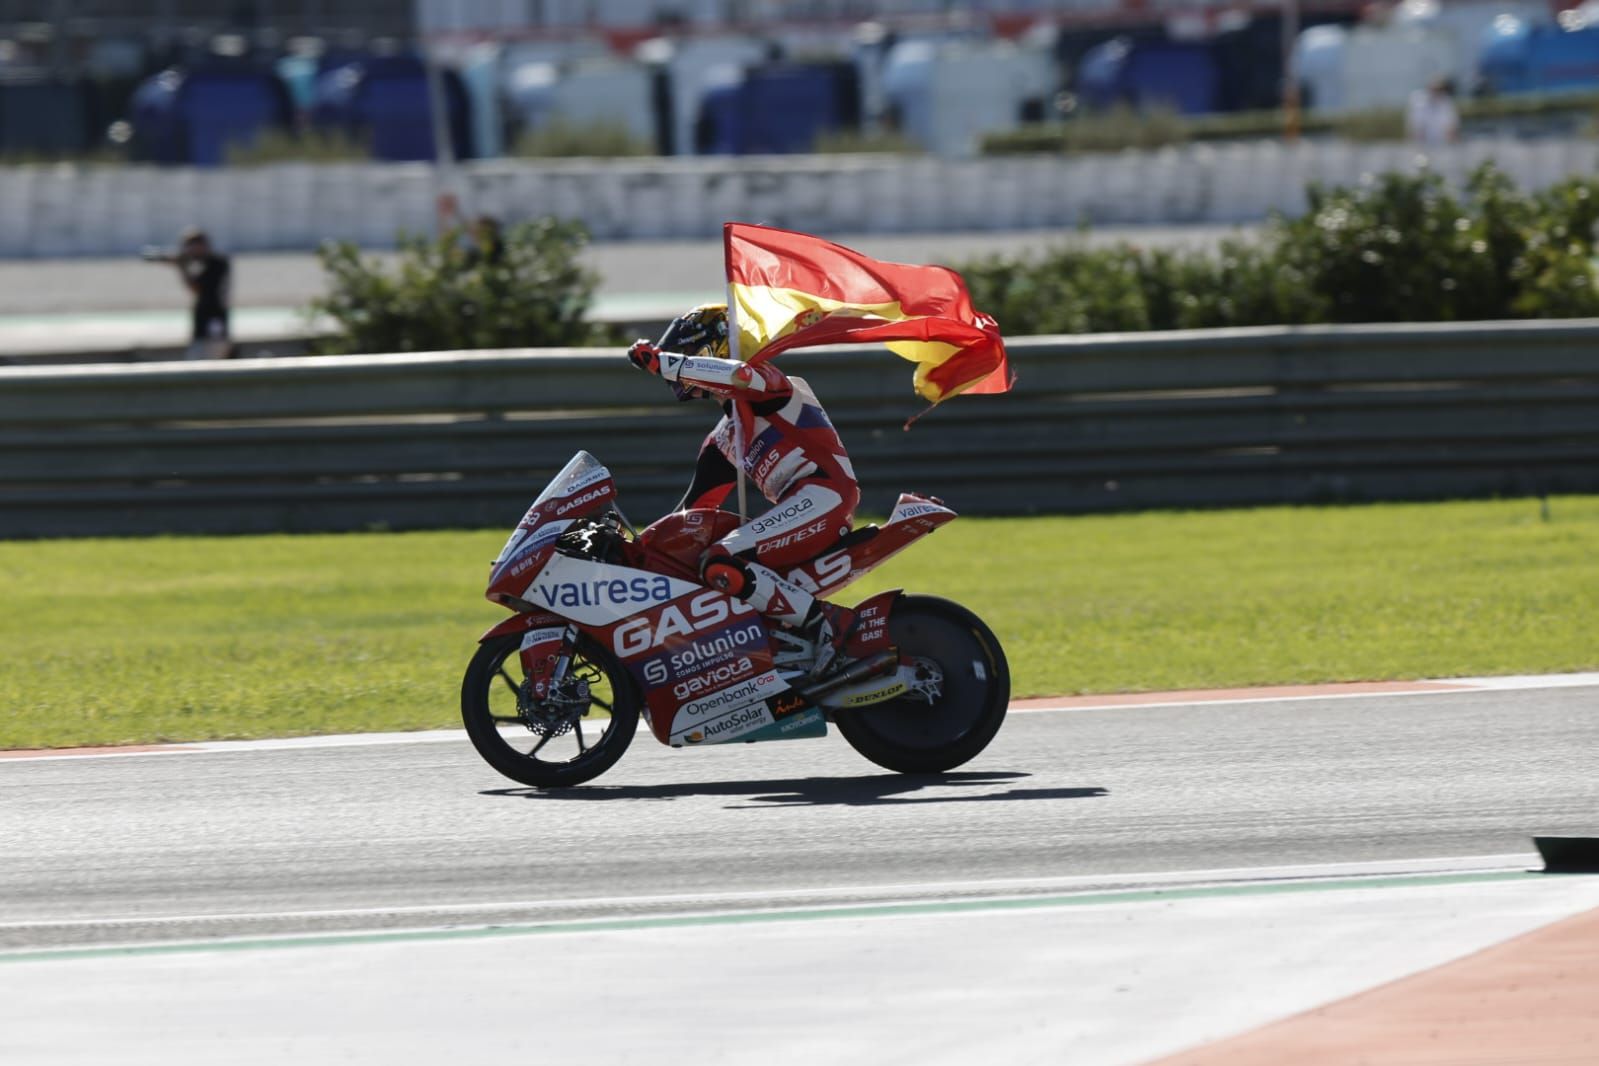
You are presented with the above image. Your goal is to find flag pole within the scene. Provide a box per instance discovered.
[734,417,749,521]
[724,262,749,522]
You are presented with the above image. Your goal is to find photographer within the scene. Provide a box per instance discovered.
[144,228,232,359]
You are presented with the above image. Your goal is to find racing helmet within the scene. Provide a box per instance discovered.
[658,303,730,359]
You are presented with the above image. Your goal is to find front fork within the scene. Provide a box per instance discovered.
[546,624,580,691]
[518,625,590,737]
[517,623,580,714]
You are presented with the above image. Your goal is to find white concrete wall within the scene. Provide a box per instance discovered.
[3,137,1597,257]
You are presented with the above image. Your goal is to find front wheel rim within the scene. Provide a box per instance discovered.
[474,640,626,769]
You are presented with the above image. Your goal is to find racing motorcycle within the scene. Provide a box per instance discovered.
[462,451,1009,787]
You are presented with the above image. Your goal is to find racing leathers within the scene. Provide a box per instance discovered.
[630,342,860,665]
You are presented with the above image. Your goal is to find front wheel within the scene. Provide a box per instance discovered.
[461,632,639,788]
[834,595,1010,774]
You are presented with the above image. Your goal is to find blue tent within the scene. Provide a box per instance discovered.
[0,76,92,156]
[1078,37,1220,115]
[276,46,370,116]
[130,64,293,165]
[312,54,472,162]
[1481,19,1599,95]
[697,63,858,155]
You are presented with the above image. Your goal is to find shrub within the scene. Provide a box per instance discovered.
[1140,238,1327,329]
[983,108,1332,155]
[1275,165,1599,323]
[1274,169,1488,322]
[1509,174,1599,317]
[309,217,623,355]
[511,120,654,158]
[810,128,923,155]
[960,245,1151,334]
[955,163,1599,336]
[225,127,370,165]
[981,107,1198,154]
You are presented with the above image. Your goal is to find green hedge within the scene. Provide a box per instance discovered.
[981,92,1599,155]
[510,120,655,158]
[956,164,1599,334]
[984,108,1345,154]
[225,128,370,165]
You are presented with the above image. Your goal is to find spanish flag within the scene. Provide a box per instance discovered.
[724,223,1014,405]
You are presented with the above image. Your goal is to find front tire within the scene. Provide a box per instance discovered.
[835,595,1010,773]
[461,632,639,788]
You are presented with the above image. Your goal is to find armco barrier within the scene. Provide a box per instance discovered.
[2,320,1598,538]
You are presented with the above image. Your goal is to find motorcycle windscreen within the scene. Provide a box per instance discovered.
[490,451,613,577]
[532,451,610,512]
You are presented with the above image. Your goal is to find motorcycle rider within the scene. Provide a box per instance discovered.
[627,304,857,676]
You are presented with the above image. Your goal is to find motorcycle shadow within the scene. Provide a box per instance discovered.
[481,771,1108,808]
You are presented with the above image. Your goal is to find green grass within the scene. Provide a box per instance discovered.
[2,497,1596,749]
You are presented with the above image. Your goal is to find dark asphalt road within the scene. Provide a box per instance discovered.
[2,685,1593,950]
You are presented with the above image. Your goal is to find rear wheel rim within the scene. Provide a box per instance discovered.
[857,610,998,750]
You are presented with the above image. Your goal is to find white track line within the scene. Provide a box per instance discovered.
[0,853,1540,935]
[6,672,1596,762]
[1014,671,1599,713]
[1450,672,1599,689]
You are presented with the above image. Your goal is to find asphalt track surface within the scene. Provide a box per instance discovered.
[0,224,1251,315]
[3,683,1595,952]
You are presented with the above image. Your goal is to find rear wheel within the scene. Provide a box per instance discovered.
[834,595,1010,773]
[461,633,638,788]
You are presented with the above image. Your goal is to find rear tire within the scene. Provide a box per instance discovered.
[461,633,639,788]
[834,595,1010,774]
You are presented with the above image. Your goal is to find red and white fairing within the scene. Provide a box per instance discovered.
[481,452,959,749]
[785,492,957,599]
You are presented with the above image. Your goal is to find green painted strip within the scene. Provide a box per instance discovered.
[0,869,1540,966]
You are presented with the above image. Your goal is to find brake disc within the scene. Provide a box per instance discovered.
[519,675,590,738]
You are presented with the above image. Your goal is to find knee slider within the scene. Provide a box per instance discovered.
[701,554,754,599]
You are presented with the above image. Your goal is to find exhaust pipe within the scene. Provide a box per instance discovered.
[797,650,899,702]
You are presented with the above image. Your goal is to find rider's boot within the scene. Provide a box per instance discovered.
[803,600,857,680]
[702,554,853,678]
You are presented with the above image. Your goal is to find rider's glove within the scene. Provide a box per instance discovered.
[627,339,662,376]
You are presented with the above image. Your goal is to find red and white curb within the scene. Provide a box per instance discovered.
[1149,892,1599,1065]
